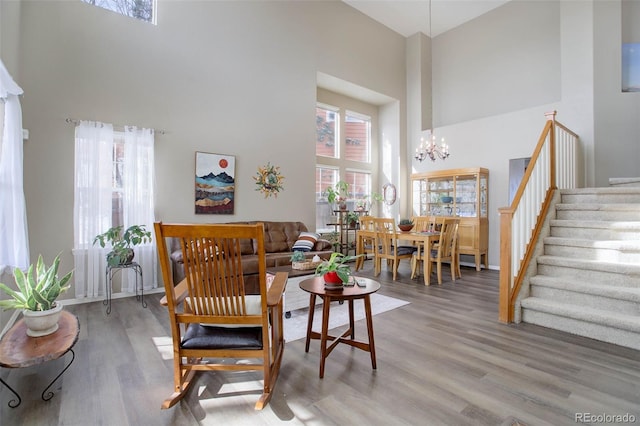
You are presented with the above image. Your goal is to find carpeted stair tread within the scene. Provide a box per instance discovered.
[543,236,640,250]
[549,219,640,229]
[520,297,640,333]
[562,186,640,194]
[537,254,640,272]
[529,275,640,302]
[556,203,640,211]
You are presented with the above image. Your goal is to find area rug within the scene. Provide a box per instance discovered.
[283,293,410,342]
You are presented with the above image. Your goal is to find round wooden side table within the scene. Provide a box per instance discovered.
[0,310,79,408]
[299,276,381,378]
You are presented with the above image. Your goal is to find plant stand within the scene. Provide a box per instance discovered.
[331,210,368,255]
[104,262,146,315]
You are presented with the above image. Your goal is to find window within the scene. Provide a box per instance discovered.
[0,78,30,273]
[316,104,339,158]
[315,96,376,232]
[315,166,339,231]
[73,121,156,299]
[344,111,371,163]
[344,170,371,201]
[82,0,156,24]
[111,133,125,229]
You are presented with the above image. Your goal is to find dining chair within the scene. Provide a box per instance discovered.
[410,216,441,280]
[154,222,287,410]
[428,217,459,285]
[412,215,437,233]
[355,215,376,271]
[372,217,416,281]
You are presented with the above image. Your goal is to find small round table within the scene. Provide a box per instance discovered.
[0,310,80,408]
[299,276,381,378]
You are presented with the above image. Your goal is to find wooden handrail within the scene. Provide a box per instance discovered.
[498,111,579,322]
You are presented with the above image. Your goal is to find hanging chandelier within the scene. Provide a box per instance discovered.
[415,0,449,163]
[415,132,449,162]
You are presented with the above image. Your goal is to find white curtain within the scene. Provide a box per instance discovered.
[0,59,29,274]
[72,122,157,298]
[72,121,114,298]
[122,126,156,292]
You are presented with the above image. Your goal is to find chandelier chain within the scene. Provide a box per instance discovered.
[415,0,450,163]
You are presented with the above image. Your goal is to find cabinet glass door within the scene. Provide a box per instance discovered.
[412,178,427,216]
[428,177,454,216]
[455,175,477,217]
[480,175,488,217]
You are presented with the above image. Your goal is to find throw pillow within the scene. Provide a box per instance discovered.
[291,232,319,252]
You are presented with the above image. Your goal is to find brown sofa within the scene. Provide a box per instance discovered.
[169,221,333,293]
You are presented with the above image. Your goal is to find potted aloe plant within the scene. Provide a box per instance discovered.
[0,253,73,337]
[93,224,152,267]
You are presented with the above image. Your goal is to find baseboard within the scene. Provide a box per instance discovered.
[60,287,165,306]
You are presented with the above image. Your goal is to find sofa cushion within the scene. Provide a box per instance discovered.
[292,231,319,252]
[256,221,309,253]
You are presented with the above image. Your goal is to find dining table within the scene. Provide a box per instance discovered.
[356,228,440,285]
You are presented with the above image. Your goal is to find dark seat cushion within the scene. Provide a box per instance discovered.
[181,323,263,350]
[378,246,416,256]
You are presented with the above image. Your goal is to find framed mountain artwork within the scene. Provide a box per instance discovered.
[195,152,235,214]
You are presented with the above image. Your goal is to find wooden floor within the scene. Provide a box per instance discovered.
[1,261,639,425]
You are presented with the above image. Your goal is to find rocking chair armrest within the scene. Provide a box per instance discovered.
[160,278,189,306]
[267,272,288,307]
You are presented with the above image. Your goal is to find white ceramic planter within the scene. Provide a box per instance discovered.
[22,303,64,337]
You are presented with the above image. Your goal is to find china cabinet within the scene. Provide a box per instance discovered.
[411,167,488,270]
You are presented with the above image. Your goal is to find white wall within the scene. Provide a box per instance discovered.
[434,0,561,127]
[594,0,640,185]
[5,1,406,299]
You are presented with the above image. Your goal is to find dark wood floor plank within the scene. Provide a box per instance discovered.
[1,262,639,425]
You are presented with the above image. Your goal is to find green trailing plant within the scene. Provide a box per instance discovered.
[355,195,369,211]
[346,211,360,228]
[371,192,384,203]
[325,180,349,207]
[0,254,73,311]
[93,224,152,267]
[314,252,362,283]
[399,219,414,226]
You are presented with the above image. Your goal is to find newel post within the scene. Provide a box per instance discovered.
[545,110,557,189]
[498,206,514,322]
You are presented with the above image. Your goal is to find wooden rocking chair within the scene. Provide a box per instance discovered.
[154,222,287,410]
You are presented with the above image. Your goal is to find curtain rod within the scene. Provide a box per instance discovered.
[66,118,166,135]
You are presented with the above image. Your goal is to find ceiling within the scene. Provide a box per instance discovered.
[343,0,510,38]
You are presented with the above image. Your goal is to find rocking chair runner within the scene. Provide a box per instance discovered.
[154,222,288,410]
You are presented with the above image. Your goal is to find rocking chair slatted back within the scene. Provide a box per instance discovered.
[154,222,287,410]
[180,235,251,319]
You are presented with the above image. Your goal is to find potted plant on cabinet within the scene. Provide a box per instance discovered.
[0,254,73,337]
[315,252,362,288]
[93,224,152,267]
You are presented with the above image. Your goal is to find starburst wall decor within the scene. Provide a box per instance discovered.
[254,162,285,198]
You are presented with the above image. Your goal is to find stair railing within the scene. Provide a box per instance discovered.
[498,111,579,322]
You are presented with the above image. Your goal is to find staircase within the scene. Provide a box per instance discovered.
[519,187,640,350]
